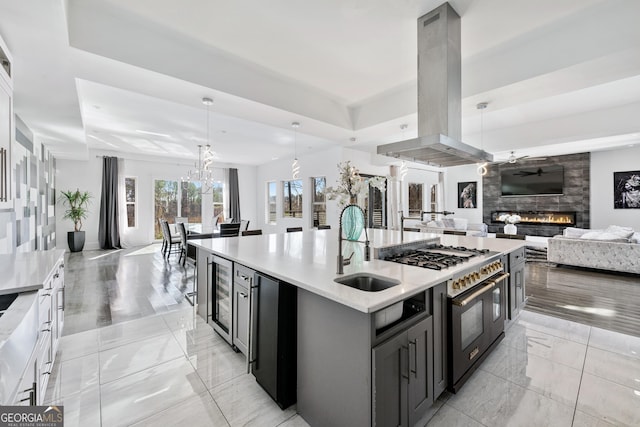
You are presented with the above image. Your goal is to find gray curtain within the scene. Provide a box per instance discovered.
[98,156,121,249]
[229,168,241,222]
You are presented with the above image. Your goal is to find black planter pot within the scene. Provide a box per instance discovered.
[67,231,86,252]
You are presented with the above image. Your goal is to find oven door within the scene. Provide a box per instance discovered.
[448,273,509,392]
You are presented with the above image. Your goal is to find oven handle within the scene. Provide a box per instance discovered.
[492,272,510,284]
[452,273,510,307]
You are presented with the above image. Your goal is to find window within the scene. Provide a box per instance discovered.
[154,179,178,239]
[180,181,203,223]
[283,180,303,218]
[312,177,326,227]
[212,181,224,221]
[125,177,137,228]
[361,175,387,228]
[408,183,423,217]
[267,181,277,224]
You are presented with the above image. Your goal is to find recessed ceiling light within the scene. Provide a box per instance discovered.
[136,130,170,138]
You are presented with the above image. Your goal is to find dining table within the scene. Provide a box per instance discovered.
[186,223,219,239]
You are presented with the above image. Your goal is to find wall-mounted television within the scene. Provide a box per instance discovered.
[500,165,564,196]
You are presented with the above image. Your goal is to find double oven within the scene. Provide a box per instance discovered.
[447,258,509,392]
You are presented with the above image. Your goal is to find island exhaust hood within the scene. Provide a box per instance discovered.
[377,3,493,167]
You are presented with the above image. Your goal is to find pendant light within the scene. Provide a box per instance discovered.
[183,97,216,193]
[398,124,408,180]
[476,102,488,176]
[291,122,300,179]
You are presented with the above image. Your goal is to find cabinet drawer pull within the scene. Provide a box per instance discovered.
[53,273,59,279]
[239,292,248,299]
[401,345,410,384]
[41,328,51,332]
[409,339,418,378]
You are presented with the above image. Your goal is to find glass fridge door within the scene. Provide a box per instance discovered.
[211,255,233,337]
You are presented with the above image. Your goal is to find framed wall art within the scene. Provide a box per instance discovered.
[614,171,640,209]
[458,181,477,209]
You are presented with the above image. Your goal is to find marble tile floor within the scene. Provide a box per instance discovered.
[44,306,640,426]
[62,244,193,335]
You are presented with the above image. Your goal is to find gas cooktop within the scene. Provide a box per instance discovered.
[378,244,491,271]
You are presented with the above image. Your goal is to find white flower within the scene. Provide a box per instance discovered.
[498,214,521,224]
[325,161,386,208]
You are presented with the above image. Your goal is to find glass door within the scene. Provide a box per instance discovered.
[211,255,233,342]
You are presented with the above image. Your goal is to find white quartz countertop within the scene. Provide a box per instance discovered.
[0,249,65,295]
[189,230,525,314]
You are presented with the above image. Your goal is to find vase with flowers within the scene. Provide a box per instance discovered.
[498,213,521,235]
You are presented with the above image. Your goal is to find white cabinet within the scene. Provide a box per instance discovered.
[0,35,13,208]
[33,259,64,404]
[10,258,64,405]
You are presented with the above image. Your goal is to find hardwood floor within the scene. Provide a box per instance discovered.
[62,244,193,335]
[525,261,640,338]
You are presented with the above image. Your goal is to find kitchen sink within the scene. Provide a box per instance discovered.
[334,273,401,292]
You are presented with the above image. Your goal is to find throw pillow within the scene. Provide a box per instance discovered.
[563,227,590,238]
[580,231,630,242]
[604,225,634,239]
[630,232,640,244]
[442,218,456,229]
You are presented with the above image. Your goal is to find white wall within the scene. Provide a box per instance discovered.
[590,145,640,230]
[56,150,257,250]
[443,164,484,224]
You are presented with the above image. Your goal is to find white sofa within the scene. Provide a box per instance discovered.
[547,226,640,274]
[416,218,488,237]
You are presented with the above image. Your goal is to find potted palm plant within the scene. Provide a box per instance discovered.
[59,189,92,252]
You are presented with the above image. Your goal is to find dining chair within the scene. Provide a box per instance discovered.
[242,229,262,236]
[286,227,303,232]
[174,217,188,226]
[317,225,331,230]
[176,222,189,266]
[219,223,241,237]
[158,218,167,254]
[161,220,182,259]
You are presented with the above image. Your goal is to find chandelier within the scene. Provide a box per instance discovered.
[182,97,217,194]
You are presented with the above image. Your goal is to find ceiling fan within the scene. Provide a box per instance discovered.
[496,151,547,165]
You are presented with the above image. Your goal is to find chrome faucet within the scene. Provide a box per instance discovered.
[337,204,370,274]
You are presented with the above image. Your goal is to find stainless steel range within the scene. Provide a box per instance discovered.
[378,240,509,393]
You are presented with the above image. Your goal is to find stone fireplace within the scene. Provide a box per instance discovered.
[482,153,590,237]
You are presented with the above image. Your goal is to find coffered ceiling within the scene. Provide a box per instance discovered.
[1,0,639,164]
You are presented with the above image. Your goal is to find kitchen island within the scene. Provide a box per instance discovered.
[190,229,525,427]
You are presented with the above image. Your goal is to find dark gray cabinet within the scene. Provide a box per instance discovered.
[507,247,526,322]
[372,315,433,427]
[431,282,447,397]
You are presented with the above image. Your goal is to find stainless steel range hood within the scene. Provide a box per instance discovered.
[377,3,493,167]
